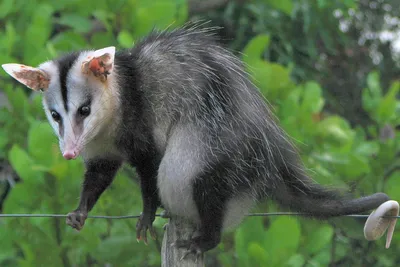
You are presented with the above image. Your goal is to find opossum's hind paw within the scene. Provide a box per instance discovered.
[173,239,203,261]
[173,235,219,260]
[136,212,157,244]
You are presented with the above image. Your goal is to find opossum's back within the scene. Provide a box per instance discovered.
[133,27,291,156]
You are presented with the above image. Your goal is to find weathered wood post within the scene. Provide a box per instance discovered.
[161,216,204,267]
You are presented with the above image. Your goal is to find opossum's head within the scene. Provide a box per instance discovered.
[2,47,119,160]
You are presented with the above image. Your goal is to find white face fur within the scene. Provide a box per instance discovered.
[2,47,120,160]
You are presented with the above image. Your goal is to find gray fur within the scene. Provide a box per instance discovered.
[122,25,388,228]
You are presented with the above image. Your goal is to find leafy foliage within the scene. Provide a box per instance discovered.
[0,0,399,266]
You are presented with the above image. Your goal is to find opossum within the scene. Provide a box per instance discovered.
[1,25,390,255]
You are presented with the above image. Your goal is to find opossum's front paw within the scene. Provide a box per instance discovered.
[66,210,87,231]
[136,212,157,244]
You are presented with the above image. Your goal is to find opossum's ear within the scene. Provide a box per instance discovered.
[1,63,50,92]
[81,46,115,82]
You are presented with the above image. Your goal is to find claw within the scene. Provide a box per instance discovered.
[150,227,157,240]
[180,251,191,261]
[163,223,169,231]
[143,231,148,245]
[174,238,203,262]
[136,212,157,244]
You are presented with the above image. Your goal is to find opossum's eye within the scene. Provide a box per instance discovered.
[78,105,91,117]
[51,110,61,123]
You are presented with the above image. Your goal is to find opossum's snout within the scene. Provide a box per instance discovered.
[63,151,78,160]
[62,138,81,160]
[63,148,79,160]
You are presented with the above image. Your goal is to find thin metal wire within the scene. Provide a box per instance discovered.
[0,212,398,219]
[0,214,141,219]
[247,212,400,218]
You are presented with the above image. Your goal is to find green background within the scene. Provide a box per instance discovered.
[0,0,399,266]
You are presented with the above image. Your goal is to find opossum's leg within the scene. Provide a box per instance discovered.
[157,126,204,223]
[174,170,227,255]
[67,159,122,230]
[159,125,227,254]
[135,161,160,243]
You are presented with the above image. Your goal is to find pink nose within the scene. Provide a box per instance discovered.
[63,150,77,160]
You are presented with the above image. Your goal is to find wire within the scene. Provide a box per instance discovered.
[0,212,398,219]
[247,212,400,218]
[0,214,141,219]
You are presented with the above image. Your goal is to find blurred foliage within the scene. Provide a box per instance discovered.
[0,0,399,266]
[201,0,400,126]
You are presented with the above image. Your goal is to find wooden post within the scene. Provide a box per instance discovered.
[161,216,204,267]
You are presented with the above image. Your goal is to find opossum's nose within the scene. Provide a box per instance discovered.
[63,150,78,160]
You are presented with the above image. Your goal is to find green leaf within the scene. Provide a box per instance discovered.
[309,250,331,266]
[344,154,370,179]
[0,130,7,150]
[362,71,382,113]
[376,81,400,124]
[279,87,301,119]
[309,162,347,188]
[343,0,356,8]
[0,225,16,263]
[28,93,46,119]
[51,31,87,52]
[92,10,114,32]
[248,243,269,265]
[117,30,134,48]
[317,0,328,8]
[367,71,381,95]
[247,61,294,100]
[264,0,293,16]
[301,81,325,114]
[242,34,270,62]
[56,13,92,33]
[304,224,333,254]
[235,217,266,266]
[63,221,103,254]
[355,141,379,157]
[4,86,28,115]
[286,254,306,267]
[91,232,153,264]
[90,32,116,48]
[4,22,17,55]
[9,145,37,181]
[0,0,14,19]
[28,121,58,166]
[264,217,301,266]
[23,4,53,64]
[385,171,400,202]
[316,116,354,146]
[133,1,188,38]
[313,150,370,181]
[3,175,45,214]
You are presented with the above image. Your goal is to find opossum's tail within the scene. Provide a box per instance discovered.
[273,166,389,218]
